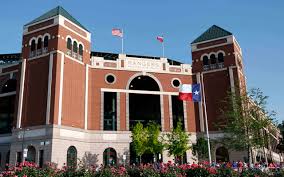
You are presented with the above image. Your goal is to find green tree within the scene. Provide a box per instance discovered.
[166,121,190,164]
[131,122,148,164]
[217,88,276,163]
[146,122,164,162]
[192,137,209,160]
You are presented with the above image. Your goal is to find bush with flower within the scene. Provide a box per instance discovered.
[1,161,282,177]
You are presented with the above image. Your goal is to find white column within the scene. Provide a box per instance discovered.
[183,101,188,131]
[46,53,54,125]
[229,66,235,93]
[58,53,64,126]
[126,93,129,131]
[160,95,165,131]
[117,93,120,131]
[100,91,104,130]
[17,59,26,128]
[168,95,173,129]
[84,64,89,130]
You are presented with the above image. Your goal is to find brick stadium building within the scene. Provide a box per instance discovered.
[0,6,281,168]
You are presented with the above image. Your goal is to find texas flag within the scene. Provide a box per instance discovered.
[178,84,201,102]
[157,36,164,43]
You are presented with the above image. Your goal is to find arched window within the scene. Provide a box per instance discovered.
[67,38,72,50]
[103,148,117,166]
[203,56,209,65]
[79,44,83,56]
[67,146,77,168]
[31,40,36,52]
[210,54,216,64]
[1,79,17,94]
[43,36,49,48]
[218,53,224,63]
[37,38,42,50]
[73,41,78,53]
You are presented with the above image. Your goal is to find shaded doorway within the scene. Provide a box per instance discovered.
[26,146,36,162]
[103,148,117,166]
[216,147,229,162]
[129,75,161,130]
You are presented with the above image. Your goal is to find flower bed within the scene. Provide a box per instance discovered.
[1,161,284,177]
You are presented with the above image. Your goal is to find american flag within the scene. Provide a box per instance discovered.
[112,28,123,37]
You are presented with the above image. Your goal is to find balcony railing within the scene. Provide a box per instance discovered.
[78,55,83,61]
[203,62,224,71]
[43,47,48,54]
[218,62,224,69]
[203,65,210,71]
[67,49,72,56]
[29,51,36,58]
[72,53,78,59]
[36,49,42,56]
[210,63,217,70]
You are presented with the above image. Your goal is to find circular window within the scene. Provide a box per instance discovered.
[171,78,181,88]
[105,74,116,84]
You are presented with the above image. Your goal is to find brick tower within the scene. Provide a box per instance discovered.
[11,6,91,165]
[18,6,91,129]
[191,25,246,132]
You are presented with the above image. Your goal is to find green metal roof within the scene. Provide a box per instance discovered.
[191,25,232,44]
[24,6,89,32]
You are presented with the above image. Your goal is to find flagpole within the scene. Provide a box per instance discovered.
[121,29,124,54]
[201,73,212,164]
[162,41,164,58]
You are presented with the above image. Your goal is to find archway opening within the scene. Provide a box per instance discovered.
[67,146,77,168]
[103,148,117,166]
[26,146,36,162]
[129,75,161,130]
[216,147,229,162]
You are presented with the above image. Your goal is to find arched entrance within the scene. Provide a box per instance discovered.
[67,146,77,167]
[216,147,229,162]
[103,148,117,166]
[128,75,161,129]
[26,146,36,162]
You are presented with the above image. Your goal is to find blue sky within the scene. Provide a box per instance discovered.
[0,1,283,122]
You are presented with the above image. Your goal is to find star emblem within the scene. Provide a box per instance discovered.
[194,90,199,95]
